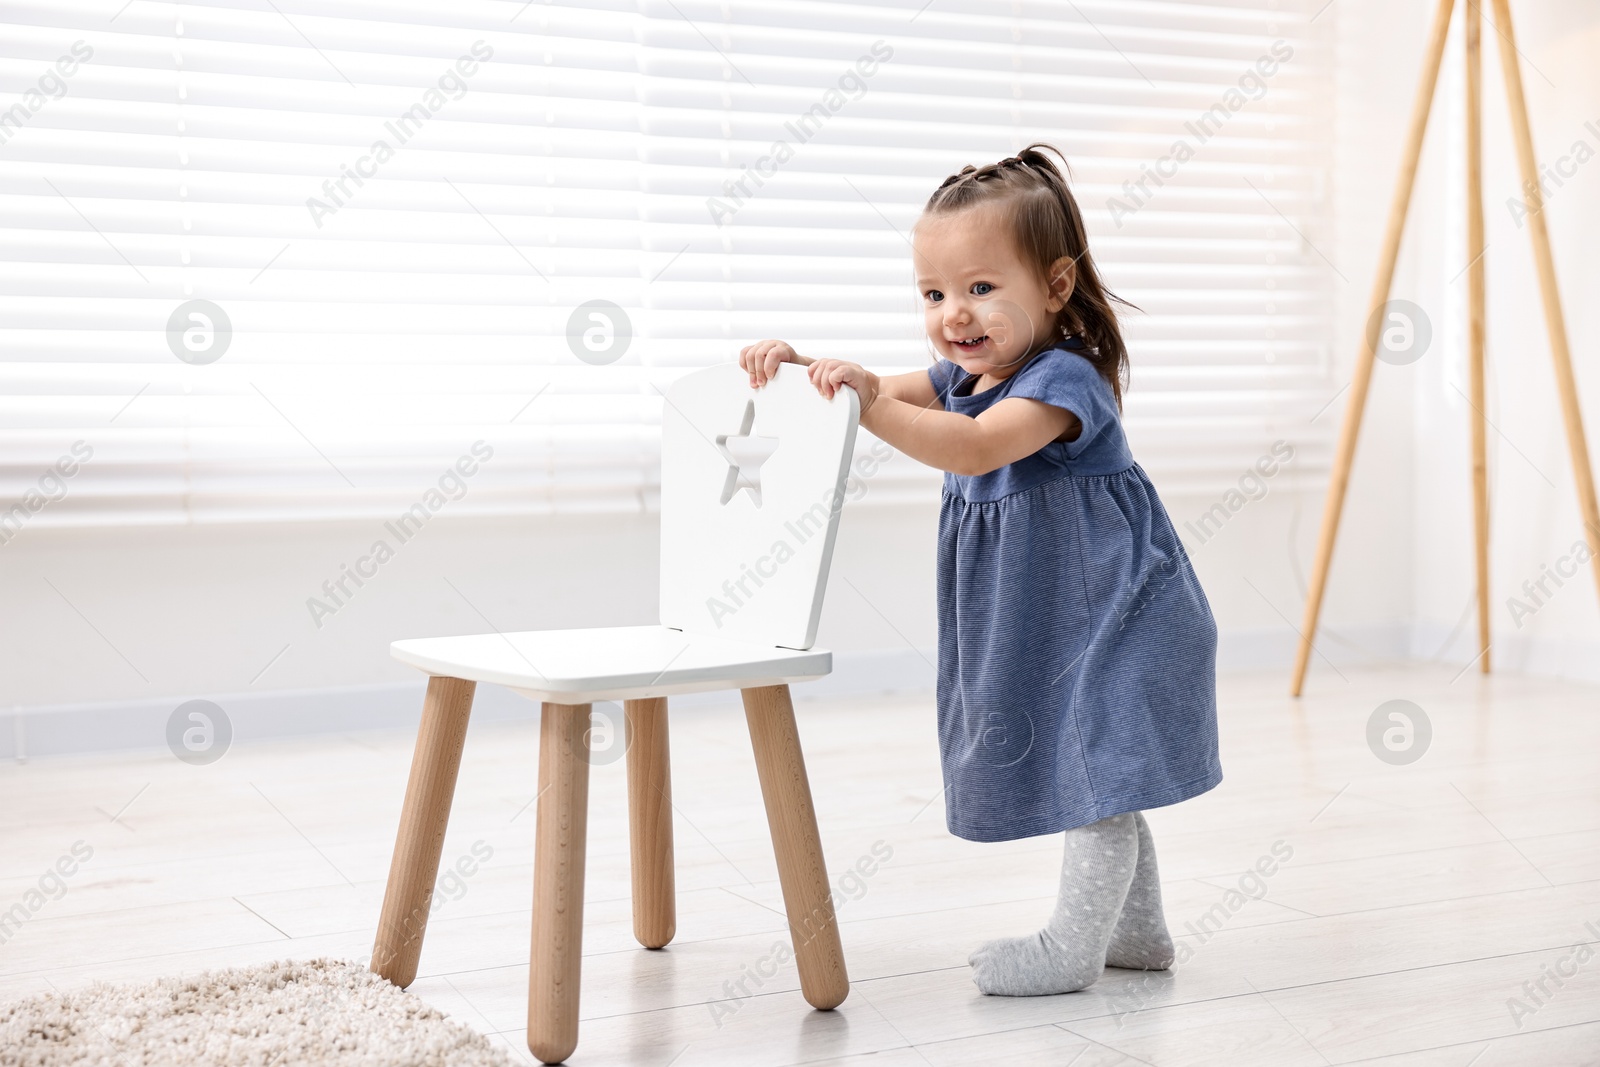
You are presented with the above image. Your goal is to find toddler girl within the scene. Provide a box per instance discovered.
[738,144,1221,996]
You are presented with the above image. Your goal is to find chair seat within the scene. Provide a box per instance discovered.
[391,624,830,704]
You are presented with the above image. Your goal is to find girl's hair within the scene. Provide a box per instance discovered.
[923,143,1135,407]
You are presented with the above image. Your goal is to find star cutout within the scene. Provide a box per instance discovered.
[715,399,779,507]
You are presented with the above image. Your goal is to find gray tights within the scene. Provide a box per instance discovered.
[968,811,1174,996]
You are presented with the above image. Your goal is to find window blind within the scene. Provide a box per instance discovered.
[0,0,1336,530]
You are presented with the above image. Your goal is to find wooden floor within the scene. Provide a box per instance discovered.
[2,666,1598,1066]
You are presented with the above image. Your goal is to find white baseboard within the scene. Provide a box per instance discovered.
[1215,621,1414,672]
[7,624,1592,760]
[1409,620,1600,686]
[0,647,939,762]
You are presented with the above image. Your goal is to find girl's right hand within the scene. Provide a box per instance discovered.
[738,339,812,388]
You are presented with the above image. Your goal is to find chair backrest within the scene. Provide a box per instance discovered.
[659,362,860,650]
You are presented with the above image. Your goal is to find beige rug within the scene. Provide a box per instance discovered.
[0,958,518,1067]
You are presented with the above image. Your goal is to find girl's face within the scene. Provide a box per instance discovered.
[913,203,1074,381]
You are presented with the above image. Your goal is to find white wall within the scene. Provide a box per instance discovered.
[6,0,1596,745]
[0,500,938,707]
[1364,0,1600,681]
[1226,0,1600,689]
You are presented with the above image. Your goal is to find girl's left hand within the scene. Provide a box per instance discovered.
[807,358,880,416]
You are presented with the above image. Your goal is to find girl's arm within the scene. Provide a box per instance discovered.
[876,368,944,409]
[738,342,1074,476]
[802,355,1077,477]
[855,393,1076,477]
[739,339,943,409]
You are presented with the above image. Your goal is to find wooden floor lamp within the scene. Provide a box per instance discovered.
[1291,0,1600,695]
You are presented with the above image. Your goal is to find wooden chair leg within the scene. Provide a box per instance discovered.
[624,697,675,949]
[740,684,849,1010]
[528,702,592,1065]
[372,675,476,988]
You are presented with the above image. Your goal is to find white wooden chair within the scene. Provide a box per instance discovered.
[370,362,859,1064]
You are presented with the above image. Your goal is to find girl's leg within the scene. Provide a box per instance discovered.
[1105,811,1176,969]
[968,812,1137,996]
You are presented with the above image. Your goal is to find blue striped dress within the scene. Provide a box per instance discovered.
[926,339,1222,842]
